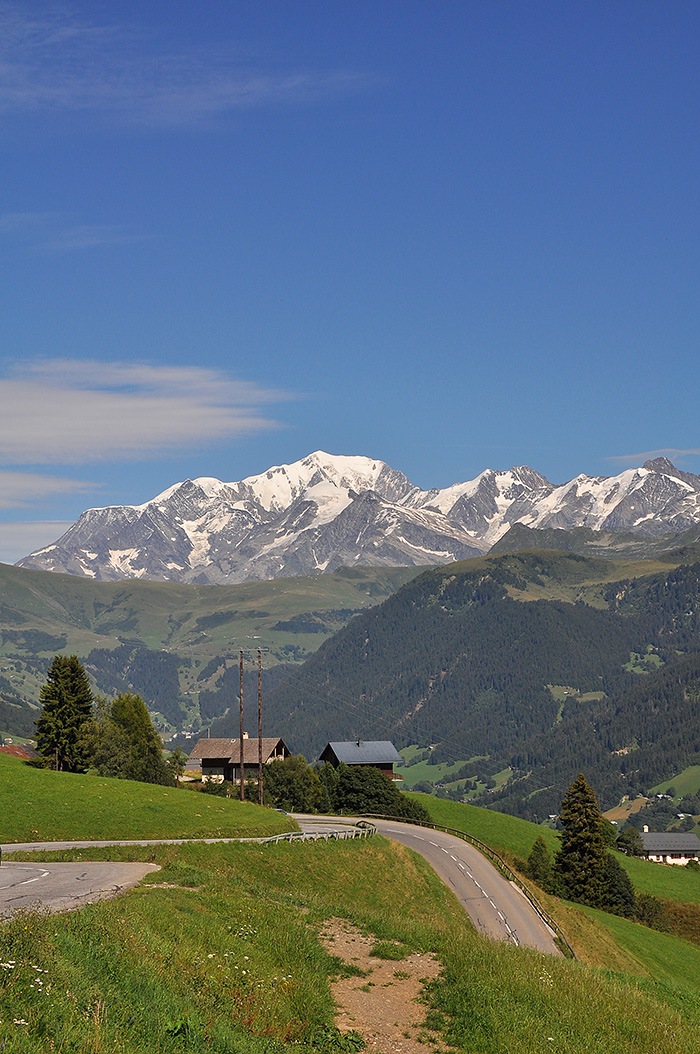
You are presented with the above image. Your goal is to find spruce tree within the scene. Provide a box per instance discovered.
[527,834,553,890]
[602,853,636,917]
[35,655,94,772]
[553,773,608,908]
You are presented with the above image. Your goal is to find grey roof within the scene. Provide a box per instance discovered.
[641,832,700,854]
[321,740,403,765]
[187,737,288,764]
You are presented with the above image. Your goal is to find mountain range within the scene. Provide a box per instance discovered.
[17,452,700,584]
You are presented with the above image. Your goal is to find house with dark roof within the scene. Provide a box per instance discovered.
[187,736,289,783]
[319,740,403,781]
[640,829,700,865]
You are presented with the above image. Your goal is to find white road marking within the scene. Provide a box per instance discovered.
[0,867,50,889]
[24,871,51,884]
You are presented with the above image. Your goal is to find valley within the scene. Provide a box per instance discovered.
[3,514,700,831]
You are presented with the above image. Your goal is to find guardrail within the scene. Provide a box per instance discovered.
[356,813,576,960]
[259,823,376,846]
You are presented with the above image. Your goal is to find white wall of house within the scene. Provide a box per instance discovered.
[202,766,225,783]
[646,852,697,865]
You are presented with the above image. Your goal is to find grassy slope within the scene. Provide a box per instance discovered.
[418,793,561,860]
[650,764,700,797]
[0,562,421,658]
[418,795,700,985]
[0,752,294,842]
[3,838,700,1054]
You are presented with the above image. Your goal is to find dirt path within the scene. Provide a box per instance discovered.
[319,918,448,1054]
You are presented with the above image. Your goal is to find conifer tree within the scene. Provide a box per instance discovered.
[36,655,94,772]
[527,834,553,890]
[553,773,608,908]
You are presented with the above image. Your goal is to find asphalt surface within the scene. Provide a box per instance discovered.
[294,816,560,955]
[1,819,560,955]
[0,860,159,917]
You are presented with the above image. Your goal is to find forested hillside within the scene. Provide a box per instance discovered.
[0,562,419,738]
[265,550,700,818]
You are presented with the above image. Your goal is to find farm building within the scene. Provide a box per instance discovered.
[319,740,403,781]
[640,830,700,865]
[188,736,290,783]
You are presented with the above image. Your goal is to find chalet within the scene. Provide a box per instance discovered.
[187,736,290,783]
[640,829,700,865]
[319,740,403,781]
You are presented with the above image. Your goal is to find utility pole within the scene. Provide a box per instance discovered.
[239,650,245,802]
[258,648,263,805]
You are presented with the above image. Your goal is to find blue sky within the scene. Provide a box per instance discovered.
[1,1,699,563]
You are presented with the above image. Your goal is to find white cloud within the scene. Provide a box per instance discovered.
[0,5,370,129]
[0,359,290,464]
[606,449,700,466]
[0,520,73,565]
[0,469,92,508]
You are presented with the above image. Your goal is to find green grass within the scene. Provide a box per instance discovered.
[0,752,295,842]
[625,646,664,674]
[650,765,700,798]
[4,837,700,1053]
[369,940,411,960]
[616,852,700,905]
[398,753,471,789]
[577,904,700,999]
[418,793,561,860]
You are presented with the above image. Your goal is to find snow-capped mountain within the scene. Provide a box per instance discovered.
[17,453,700,584]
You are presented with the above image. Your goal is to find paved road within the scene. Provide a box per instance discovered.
[0,823,369,917]
[1,820,560,955]
[0,860,159,917]
[294,816,560,955]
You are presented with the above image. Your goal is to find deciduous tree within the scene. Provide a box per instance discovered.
[263,755,326,813]
[92,693,173,786]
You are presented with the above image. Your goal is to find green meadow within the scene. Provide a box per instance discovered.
[417,792,561,860]
[0,752,294,842]
[650,765,700,798]
[3,762,700,1051]
[4,837,700,1054]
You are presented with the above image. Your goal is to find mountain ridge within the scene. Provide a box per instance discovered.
[17,451,700,584]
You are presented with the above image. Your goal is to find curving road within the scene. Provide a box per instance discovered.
[372,820,558,954]
[1,820,560,955]
[0,860,159,917]
[294,816,560,955]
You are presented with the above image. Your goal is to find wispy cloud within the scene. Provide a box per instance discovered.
[0,211,149,253]
[0,520,74,564]
[606,448,700,466]
[0,4,370,129]
[0,359,291,464]
[0,469,92,508]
